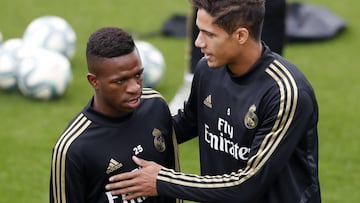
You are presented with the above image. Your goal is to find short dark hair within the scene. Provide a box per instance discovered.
[86,27,135,73]
[190,0,265,40]
[86,27,135,58]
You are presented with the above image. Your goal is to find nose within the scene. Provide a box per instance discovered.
[126,77,141,93]
[194,32,204,49]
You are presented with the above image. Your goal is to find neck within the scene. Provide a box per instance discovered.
[228,41,262,76]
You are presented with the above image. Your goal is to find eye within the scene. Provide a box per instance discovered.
[205,31,215,37]
[111,77,126,84]
[135,74,142,79]
[135,69,144,79]
[115,79,125,84]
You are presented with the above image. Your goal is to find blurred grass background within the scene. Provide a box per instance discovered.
[0,0,359,202]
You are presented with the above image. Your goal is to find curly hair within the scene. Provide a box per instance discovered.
[86,27,135,58]
[190,0,265,40]
[86,27,136,73]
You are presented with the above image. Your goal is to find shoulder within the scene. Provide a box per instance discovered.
[269,57,314,93]
[139,88,172,128]
[140,88,170,112]
[52,113,92,163]
[141,88,165,100]
[264,57,318,112]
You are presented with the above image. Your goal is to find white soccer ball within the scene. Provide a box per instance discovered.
[0,38,24,91]
[23,15,76,59]
[135,40,165,88]
[17,47,72,100]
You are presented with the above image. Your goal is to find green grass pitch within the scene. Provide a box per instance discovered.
[0,0,359,202]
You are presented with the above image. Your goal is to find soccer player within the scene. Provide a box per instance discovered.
[169,0,286,115]
[106,0,321,202]
[50,27,181,203]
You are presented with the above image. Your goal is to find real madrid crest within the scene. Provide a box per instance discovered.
[244,104,258,129]
[152,128,166,152]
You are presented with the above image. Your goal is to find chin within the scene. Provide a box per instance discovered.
[207,61,223,69]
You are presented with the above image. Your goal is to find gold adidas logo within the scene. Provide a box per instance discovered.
[203,95,212,108]
[106,158,123,174]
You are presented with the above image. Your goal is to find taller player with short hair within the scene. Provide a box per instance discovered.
[169,0,287,114]
[50,27,180,203]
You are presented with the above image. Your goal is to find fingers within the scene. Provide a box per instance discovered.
[106,170,138,194]
[107,184,147,201]
[106,178,131,191]
[132,156,149,167]
[122,191,145,201]
[106,175,151,201]
[105,157,159,200]
[108,170,135,182]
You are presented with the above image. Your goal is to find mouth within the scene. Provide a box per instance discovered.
[204,53,212,61]
[201,49,211,59]
[127,95,141,108]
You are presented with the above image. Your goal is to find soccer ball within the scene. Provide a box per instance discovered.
[0,38,24,91]
[22,15,76,59]
[16,47,72,100]
[135,40,165,88]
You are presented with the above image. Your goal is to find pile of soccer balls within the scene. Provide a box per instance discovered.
[0,15,76,100]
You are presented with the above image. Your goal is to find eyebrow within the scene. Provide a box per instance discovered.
[199,28,216,36]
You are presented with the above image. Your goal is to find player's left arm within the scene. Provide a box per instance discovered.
[150,88,318,202]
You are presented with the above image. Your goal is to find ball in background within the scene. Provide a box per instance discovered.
[0,38,24,91]
[22,15,76,59]
[135,40,165,88]
[16,47,72,100]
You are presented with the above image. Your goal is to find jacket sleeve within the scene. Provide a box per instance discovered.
[50,148,86,203]
[157,82,318,202]
[172,64,201,144]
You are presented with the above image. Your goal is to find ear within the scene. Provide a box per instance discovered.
[87,73,98,89]
[234,27,249,45]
